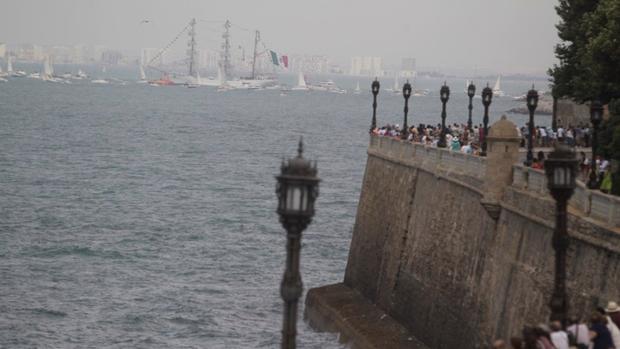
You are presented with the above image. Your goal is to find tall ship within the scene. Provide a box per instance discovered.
[144,18,280,88]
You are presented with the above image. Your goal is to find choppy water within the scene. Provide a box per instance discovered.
[0,72,546,348]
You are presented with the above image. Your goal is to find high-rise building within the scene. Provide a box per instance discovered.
[289,55,329,74]
[401,58,416,78]
[199,49,219,70]
[141,48,164,67]
[101,50,123,65]
[350,56,383,77]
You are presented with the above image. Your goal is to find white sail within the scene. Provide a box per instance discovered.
[217,66,224,85]
[394,75,399,90]
[7,56,13,73]
[43,56,53,79]
[196,70,201,84]
[297,72,307,88]
[355,81,360,91]
[139,65,146,80]
[493,76,501,92]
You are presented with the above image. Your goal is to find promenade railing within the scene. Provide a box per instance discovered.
[512,164,620,228]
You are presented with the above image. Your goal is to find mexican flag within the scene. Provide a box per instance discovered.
[270,50,289,68]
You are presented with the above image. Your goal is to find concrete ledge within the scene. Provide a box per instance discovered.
[304,283,429,349]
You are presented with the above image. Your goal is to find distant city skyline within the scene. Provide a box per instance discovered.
[2,0,561,76]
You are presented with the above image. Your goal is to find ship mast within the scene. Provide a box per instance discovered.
[251,30,260,80]
[220,20,232,82]
[187,18,197,78]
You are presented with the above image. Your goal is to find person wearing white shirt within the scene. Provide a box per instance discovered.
[550,321,569,349]
[567,316,590,349]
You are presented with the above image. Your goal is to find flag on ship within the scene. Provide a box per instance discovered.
[269,50,288,68]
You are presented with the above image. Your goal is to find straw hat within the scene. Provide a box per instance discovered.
[606,301,620,313]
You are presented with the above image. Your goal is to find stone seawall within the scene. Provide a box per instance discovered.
[306,125,620,349]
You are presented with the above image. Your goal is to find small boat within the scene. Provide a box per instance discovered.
[492,75,505,97]
[0,77,7,82]
[148,74,175,86]
[7,57,26,77]
[74,69,88,80]
[353,81,361,94]
[91,79,110,84]
[291,71,309,91]
[41,56,63,82]
[137,65,148,84]
[386,74,401,94]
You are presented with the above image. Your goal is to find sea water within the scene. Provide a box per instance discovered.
[0,73,546,348]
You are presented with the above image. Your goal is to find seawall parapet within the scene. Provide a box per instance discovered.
[306,117,620,349]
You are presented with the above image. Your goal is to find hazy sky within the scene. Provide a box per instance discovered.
[3,0,560,75]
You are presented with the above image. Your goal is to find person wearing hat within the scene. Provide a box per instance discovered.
[607,301,620,329]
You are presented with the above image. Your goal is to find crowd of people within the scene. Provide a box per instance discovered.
[372,121,614,192]
[372,122,594,154]
[492,301,620,349]
[372,122,486,155]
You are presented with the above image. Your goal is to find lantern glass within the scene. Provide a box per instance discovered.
[553,167,567,186]
[592,110,602,123]
[372,81,380,94]
[403,85,411,98]
[285,183,308,212]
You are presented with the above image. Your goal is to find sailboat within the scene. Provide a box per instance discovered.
[137,65,148,83]
[353,81,361,94]
[492,75,505,97]
[42,56,61,82]
[7,56,26,77]
[386,74,401,94]
[74,69,88,79]
[291,71,309,90]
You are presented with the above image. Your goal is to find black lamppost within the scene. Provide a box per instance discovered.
[275,139,320,349]
[480,84,493,156]
[525,85,539,166]
[467,82,476,131]
[588,100,603,189]
[401,81,412,140]
[437,82,450,148]
[544,144,578,328]
[370,79,380,133]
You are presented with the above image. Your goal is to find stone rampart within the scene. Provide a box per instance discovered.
[306,121,620,349]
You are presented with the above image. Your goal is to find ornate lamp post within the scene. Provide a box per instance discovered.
[275,139,320,349]
[437,82,450,148]
[401,81,412,140]
[370,79,380,133]
[544,144,579,328]
[480,84,493,156]
[588,100,603,189]
[467,82,476,131]
[525,86,539,166]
